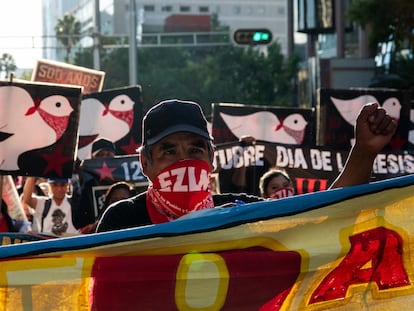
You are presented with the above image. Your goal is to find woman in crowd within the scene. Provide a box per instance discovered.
[259,168,295,199]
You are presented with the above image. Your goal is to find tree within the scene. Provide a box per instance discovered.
[74,41,299,113]
[0,53,17,79]
[55,14,81,63]
[347,0,414,91]
[347,0,414,51]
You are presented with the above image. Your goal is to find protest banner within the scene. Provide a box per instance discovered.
[32,59,105,94]
[77,85,143,160]
[214,141,413,195]
[74,155,148,224]
[0,81,81,178]
[1,175,26,221]
[211,103,315,145]
[0,174,414,310]
[318,88,411,150]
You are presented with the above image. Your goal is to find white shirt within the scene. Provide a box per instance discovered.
[32,196,78,236]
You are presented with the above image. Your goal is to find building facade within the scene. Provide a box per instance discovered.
[42,0,290,62]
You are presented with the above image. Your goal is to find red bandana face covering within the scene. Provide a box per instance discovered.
[270,187,294,200]
[146,159,214,224]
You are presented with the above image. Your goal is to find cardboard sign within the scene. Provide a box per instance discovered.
[32,59,105,94]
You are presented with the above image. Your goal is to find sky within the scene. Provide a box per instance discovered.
[0,0,43,69]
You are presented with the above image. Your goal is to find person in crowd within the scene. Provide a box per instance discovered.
[71,137,117,229]
[91,138,116,159]
[80,181,136,234]
[96,100,396,233]
[259,168,295,199]
[21,177,78,236]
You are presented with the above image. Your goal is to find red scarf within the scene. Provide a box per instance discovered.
[270,187,294,200]
[146,159,214,224]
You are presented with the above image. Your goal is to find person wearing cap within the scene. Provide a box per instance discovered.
[95,100,396,233]
[69,137,117,229]
[96,99,263,232]
[21,177,78,236]
[91,138,116,159]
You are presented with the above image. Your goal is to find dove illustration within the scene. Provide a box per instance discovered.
[381,97,401,123]
[330,94,378,126]
[219,111,307,144]
[280,113,308,144]
[0,86,73,171]
[77,94,135,160]
[330,94,401,126]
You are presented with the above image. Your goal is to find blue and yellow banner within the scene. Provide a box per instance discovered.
[1,174,414,310]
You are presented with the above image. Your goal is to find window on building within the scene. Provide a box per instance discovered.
[162,5,172,12]
[277,6,285,16]
[199,6,209,13]
[180,6,191,12]
[144,5,155,12]
[233,6,241,15]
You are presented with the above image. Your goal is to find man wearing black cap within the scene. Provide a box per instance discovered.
[96,99,263,232]
[96,100,396,232]
[91,138,116,159]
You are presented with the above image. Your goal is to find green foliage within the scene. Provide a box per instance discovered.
[0,53,17,79]
[17,70,33,81]
[55,14,81,63]
[73,41,299,113]
[347,0,414,93]
[347,0,414,51]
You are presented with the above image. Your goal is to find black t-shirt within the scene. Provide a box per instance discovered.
[96,192,263,233]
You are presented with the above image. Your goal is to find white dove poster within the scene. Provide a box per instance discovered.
[211,103,315,145]
[77,85,143,160]
[0,81,81,178]
[317,88,411,150]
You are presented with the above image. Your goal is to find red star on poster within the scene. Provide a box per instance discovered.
[42,145,73,176]
[121,136,141,155]
[95,161,117,181]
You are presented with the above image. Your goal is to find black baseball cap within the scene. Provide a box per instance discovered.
[142,99,213,146]
[91,138,116,157]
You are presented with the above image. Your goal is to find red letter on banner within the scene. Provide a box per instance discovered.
[295,178,328,194]
[309,227,410,304]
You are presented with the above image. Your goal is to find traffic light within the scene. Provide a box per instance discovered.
[233,29,273,45]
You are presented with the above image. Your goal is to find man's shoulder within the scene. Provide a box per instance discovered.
[110,191,147,210]
[96,191,150,232]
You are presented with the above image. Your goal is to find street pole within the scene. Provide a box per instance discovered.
[93,0,101,70]
[129,0,137,85]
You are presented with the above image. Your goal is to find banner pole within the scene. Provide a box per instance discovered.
[0,176,3,207]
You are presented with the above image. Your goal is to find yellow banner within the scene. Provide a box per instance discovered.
[0,175,414,310]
